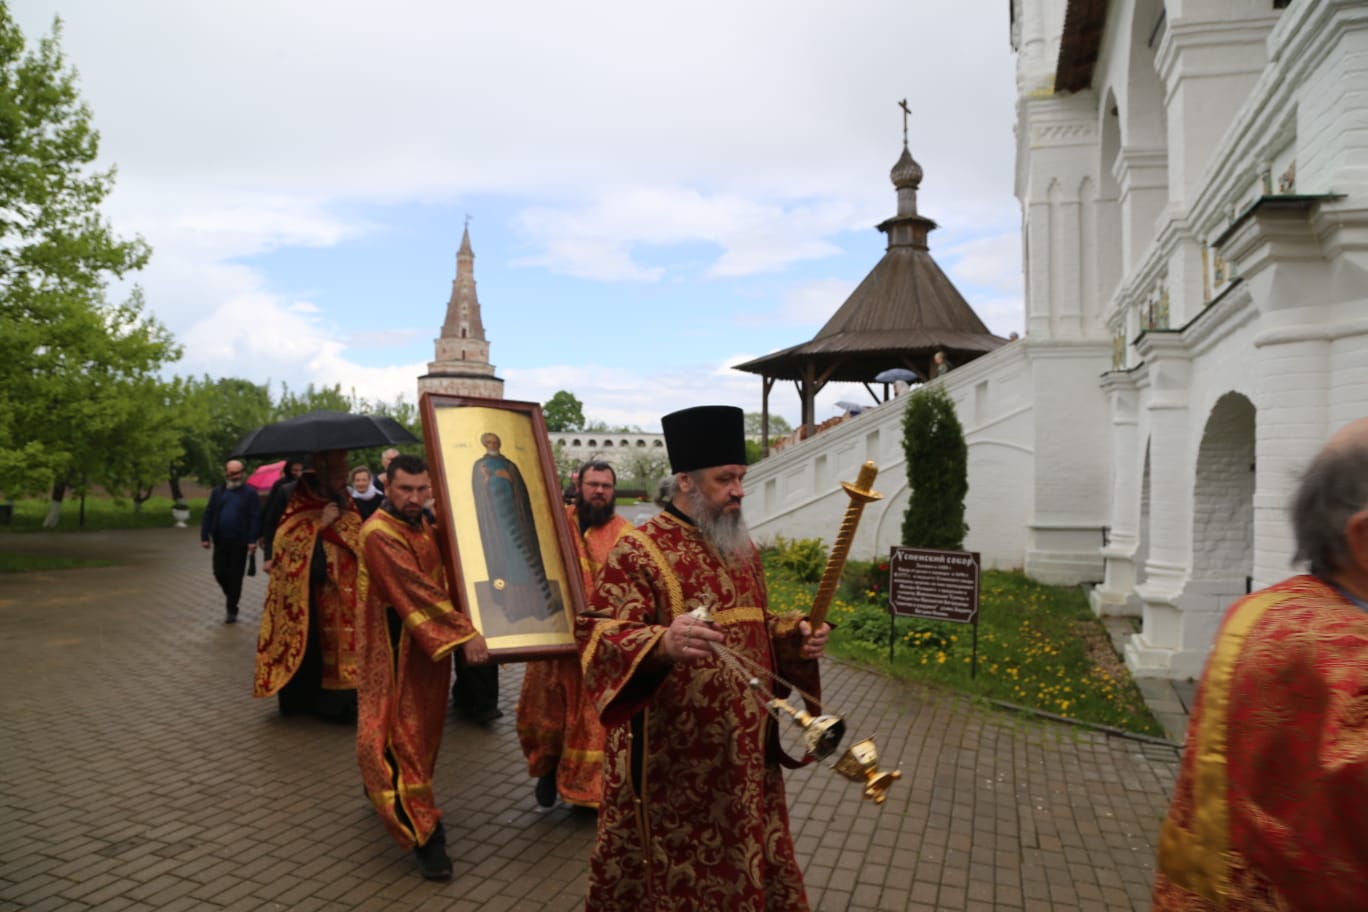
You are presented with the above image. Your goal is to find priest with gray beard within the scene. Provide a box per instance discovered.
[575,404,830,911]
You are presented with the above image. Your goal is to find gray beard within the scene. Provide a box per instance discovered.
[683,485,752,563]
[225,479,244,490]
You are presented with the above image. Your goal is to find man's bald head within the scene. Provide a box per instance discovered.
[224,459,245,489]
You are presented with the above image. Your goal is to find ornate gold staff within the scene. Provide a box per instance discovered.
[778,461,901,803]
[698,461,903,804]
[809,460,882,629]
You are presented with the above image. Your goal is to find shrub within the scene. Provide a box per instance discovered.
[769,535,829,583]
[901,384,968,550]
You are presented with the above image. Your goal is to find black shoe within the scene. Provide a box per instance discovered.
[225,612,238,624]
[413,835,452,881]
[471,705,503,724]
[534,771,558,810]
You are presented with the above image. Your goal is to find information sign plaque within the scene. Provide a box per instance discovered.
[887,547,981,624]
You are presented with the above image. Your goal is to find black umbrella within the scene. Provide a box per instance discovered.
[232,410,418,458]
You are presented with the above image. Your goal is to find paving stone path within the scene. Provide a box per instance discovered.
[0,528,1178,911]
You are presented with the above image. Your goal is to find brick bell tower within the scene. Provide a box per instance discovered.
[417,221,504,399]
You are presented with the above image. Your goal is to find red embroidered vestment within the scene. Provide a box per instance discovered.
[576,512,818,912]
[1153,575,1368,911]
[516,506,632,807]
[253,487,360,697]
[354,509,477,850]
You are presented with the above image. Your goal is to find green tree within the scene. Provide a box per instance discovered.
[744,411,792,438]
[90,375,184,511]
[583,420,643,433]
[552,440,579,487]
[619,449,670,496]
[347,391,424,478]
[0,9,175,504]
[272,381,353,420]
[900,385,968,550]
[171,375,273,494]
[543,390,585,432]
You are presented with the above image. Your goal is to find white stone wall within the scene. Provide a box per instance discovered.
[742,0,1368,682]
[548,433,668,481]
[745,344,1034,571]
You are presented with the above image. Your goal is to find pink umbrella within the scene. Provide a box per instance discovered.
[247,460,286,491]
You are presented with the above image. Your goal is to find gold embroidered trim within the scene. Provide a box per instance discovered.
[1158,590,1281,904]
[626,529,684,620]
[711,606,764,626]
[403,599,457,631]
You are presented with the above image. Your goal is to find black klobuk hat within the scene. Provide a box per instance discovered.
[661,405,747,474]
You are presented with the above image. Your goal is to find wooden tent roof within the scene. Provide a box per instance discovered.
[733,241,1004,384]
[735,141,1006,435]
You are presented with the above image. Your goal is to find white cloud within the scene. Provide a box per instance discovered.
[12,0,1023,423]
[733,278,857,329]
[940,231,1025,297]
[511,188,856,281]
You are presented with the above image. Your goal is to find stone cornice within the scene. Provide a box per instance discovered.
[1112,146,1169,192]
[1175,280,1254,359]
[1216,195,1343,281]
[1133,329,1190,363]
[1154,15,1281,88]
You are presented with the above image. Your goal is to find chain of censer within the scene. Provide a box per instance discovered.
[702,637,825,722]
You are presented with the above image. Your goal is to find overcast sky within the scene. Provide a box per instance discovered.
[14,0,1024,430]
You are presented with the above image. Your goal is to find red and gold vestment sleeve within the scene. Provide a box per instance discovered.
[768,609,822,714]
[576,531,672,727]
[358,513,475,661]
[253,506,320,697]
[1156,576,1368,911]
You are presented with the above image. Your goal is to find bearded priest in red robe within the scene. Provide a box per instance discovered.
[577,405,831,911]
[355,454,488,881]
[517,459,632,810]
[253,449,361,721]
[1152,417,1368,911]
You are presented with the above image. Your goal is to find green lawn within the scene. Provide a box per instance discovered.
[765,553,1165,738]
[2,495,209,533]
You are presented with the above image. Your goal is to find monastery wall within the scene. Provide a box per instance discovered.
[744,342,1034,571]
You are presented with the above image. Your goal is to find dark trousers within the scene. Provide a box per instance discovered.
[211,536,250,613]
[451,653,500,722]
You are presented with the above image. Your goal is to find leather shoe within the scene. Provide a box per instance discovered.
[534,771,558,810]
[413,836,452,881]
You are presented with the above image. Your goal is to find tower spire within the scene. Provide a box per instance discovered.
[417,222,504,400]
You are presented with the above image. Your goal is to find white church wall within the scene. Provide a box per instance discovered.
[1022,341,1113,583]
[1030,0,1368,678]
[745,343,1034,572]
[1294,2,1368,197]
[738,0,1368,681]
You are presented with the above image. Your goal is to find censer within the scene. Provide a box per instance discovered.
[696,461,902,805]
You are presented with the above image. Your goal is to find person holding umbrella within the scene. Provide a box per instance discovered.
[248,448,361,721]
[253,448,363,721]
[236,410,419,721]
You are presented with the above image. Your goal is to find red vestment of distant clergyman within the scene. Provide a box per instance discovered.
[516,505,631,807]
[354,508,476,850]
[576,511,819,912]
[1152,574,1368,911]
[253,485,360,697]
